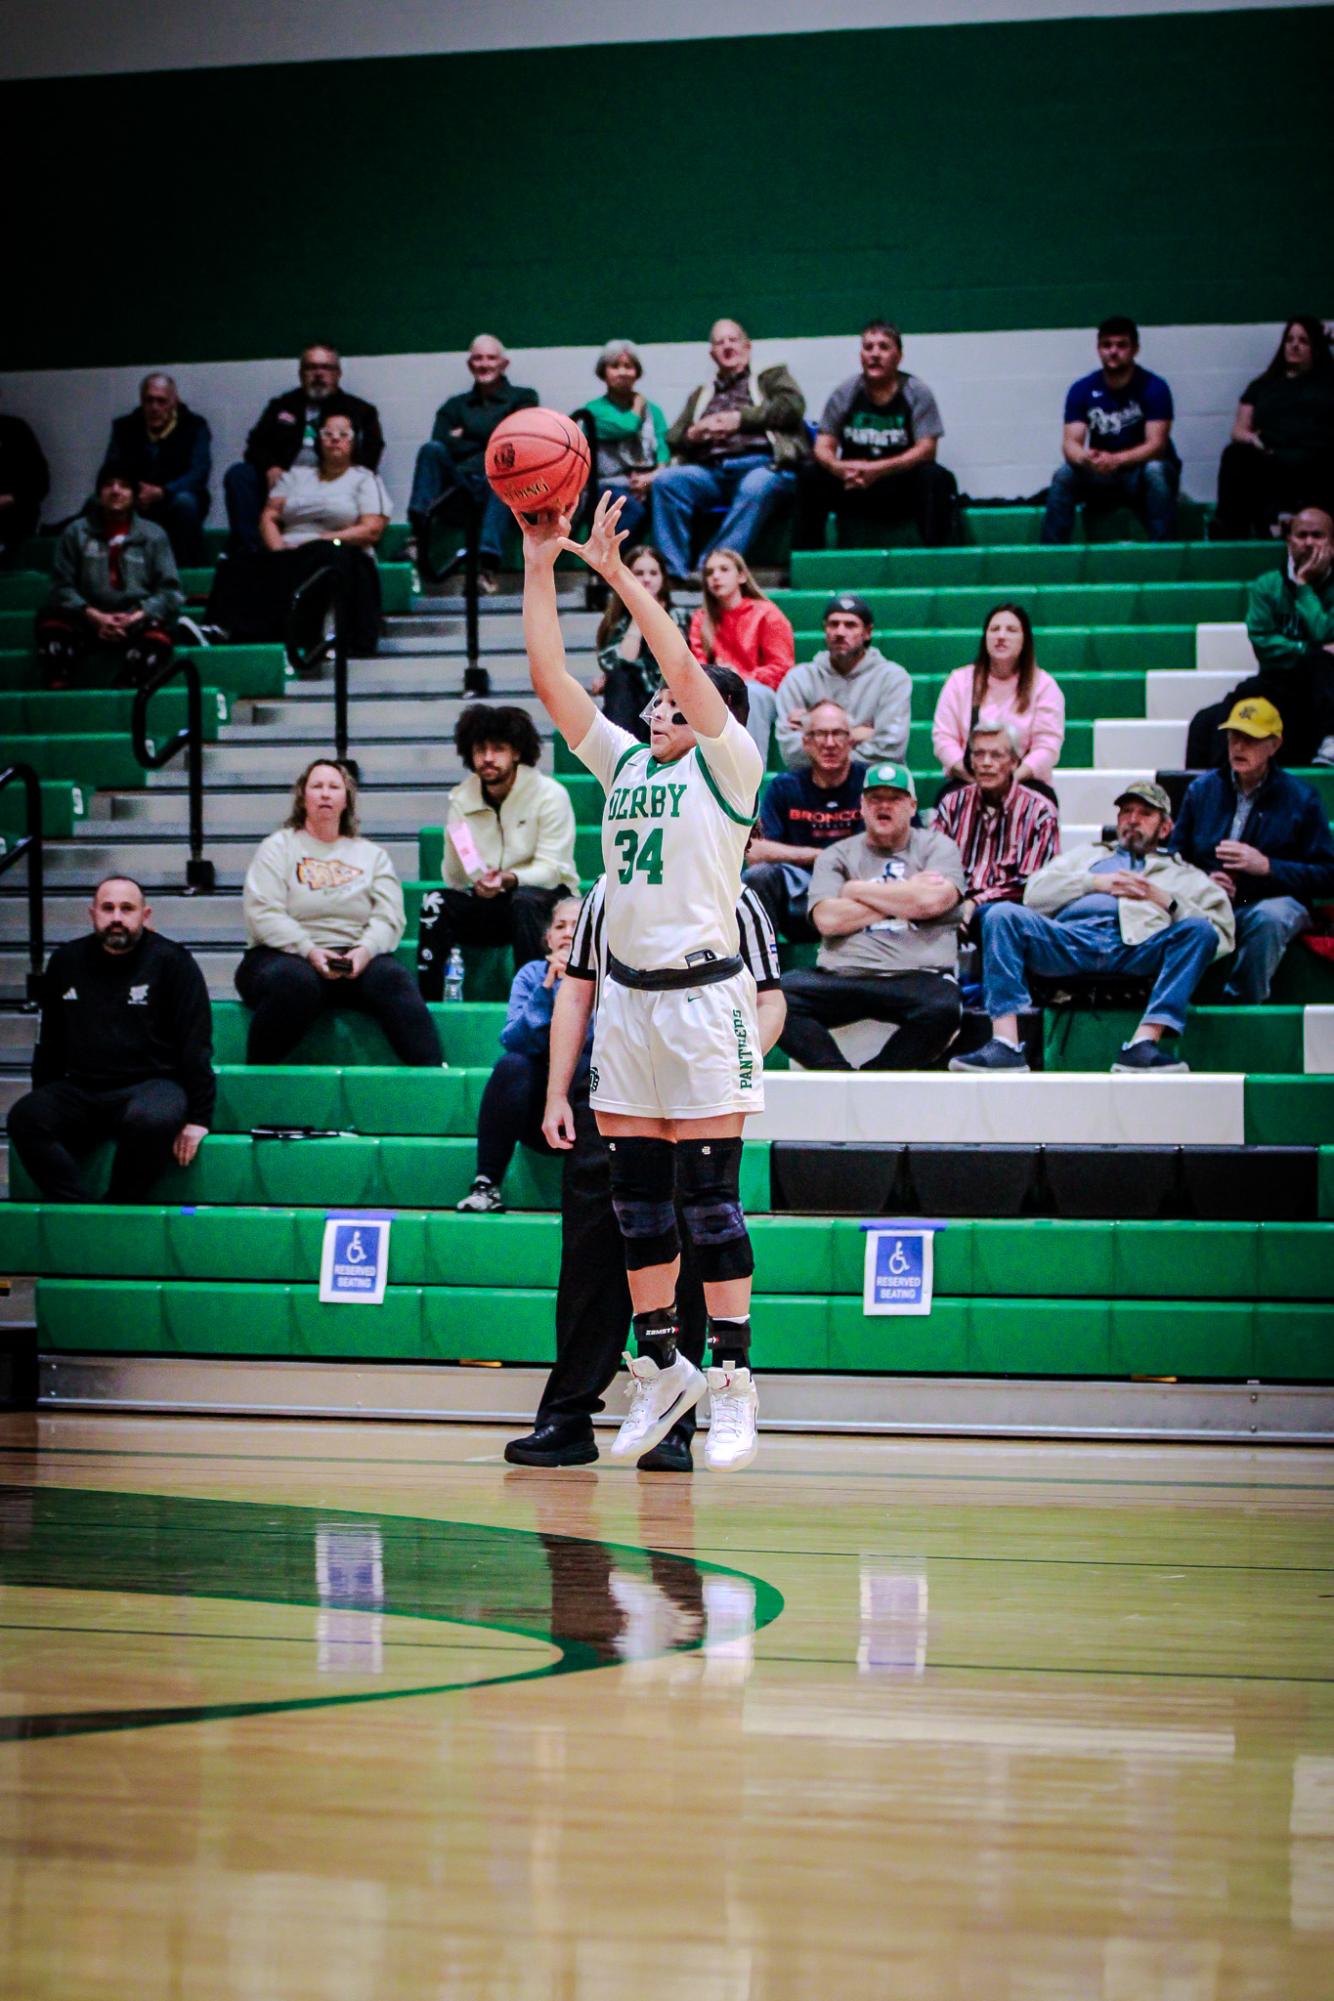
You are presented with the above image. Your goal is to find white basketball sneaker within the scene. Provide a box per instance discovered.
[704,1366,759,1471]
[607,1352,706,1464]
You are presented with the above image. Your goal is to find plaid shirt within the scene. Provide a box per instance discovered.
[934,780,1059,905]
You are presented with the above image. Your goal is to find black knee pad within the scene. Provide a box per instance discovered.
[607,1136,680,1270]
[676,1136,754,1283]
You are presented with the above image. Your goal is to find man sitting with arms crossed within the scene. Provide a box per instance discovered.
[952,781,1233,1074]
[774,593,912,770]
[933,720,1061,948]
[779,763,965,1072]
[1173,696,1334,1002]
[9,878,213,1202]
[744,700,866,942]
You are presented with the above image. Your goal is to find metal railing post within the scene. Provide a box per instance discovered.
[132,658,216,893]
[462,503,487,696]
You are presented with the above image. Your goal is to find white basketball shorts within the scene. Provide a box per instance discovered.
[589,968,765,1121]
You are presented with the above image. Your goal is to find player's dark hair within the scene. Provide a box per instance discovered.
[702,664,749,727]
[1258,316,1332,383]
[1097,315,1139,345]
[454,704,542,769]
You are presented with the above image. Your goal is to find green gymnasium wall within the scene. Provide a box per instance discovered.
[5,7,1331,371]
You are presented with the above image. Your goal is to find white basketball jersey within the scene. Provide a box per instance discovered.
[572,710,763,971]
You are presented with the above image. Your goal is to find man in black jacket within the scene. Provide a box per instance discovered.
[0,398,50,562]
[106,374,212,565]
[8,878,215,1202]
[222,345,384,553]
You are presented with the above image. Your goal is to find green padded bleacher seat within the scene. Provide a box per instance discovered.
[0,733,150,789]
[789,628,1197,674]
[0,686,228,736]
[771,582,1249,629]
[1244,1076,1334,1146]
[211,998,505,1066]
[1043,1007,1307,1075]
[0,643,287,700]
[788,543,1279,590]
[0,778,86,837]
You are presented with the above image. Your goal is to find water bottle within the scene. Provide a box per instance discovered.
[444,947,465,1003]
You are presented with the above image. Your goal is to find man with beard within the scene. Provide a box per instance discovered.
[774,593,911,768]
[8,879,214,1201]
[951,781,1233,1075]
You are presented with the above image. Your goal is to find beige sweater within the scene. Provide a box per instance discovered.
[443,763,579,893]
[243,828,406,958]
[1024,843,1235,957]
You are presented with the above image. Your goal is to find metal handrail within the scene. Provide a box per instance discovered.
[0,762,45,1003]
[131,657,216,891]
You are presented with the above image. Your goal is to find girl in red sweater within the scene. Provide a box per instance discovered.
[688,548,794,760]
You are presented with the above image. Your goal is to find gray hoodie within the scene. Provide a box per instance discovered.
[775,646,912,770]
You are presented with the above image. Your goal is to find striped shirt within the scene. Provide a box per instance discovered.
[566,877,782,1001]
[933,780,1060,906]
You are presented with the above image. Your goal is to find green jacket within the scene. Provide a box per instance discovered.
[47,511,183,627]
[667,365,809,469]
[1246,564,1334,673]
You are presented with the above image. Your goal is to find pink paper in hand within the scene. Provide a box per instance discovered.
[448,821,486,878]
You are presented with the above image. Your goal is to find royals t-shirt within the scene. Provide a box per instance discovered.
[759,766,866,849]
[818,371,944,460]
[1064,366,1178,461]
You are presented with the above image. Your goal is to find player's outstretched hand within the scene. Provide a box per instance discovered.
[561,491,627,579]
[518,507,572,569]
[542,1094,578,1150]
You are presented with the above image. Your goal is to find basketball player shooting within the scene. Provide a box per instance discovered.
[519,491,766,1471]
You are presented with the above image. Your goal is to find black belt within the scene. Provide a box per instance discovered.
[608,953,743,992]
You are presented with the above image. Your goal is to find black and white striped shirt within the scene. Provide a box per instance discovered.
[566,877,781,1000]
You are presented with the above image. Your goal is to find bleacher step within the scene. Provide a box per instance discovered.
[758,1071,1245,1145]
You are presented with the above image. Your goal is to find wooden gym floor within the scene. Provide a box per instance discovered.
[0,1412,1331,2000]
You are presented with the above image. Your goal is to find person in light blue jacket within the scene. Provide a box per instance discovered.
[456,898,584,1212]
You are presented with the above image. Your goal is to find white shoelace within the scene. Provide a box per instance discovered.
[710,1387,749,1443]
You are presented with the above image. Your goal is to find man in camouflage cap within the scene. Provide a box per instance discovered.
[952,778,1234,1073]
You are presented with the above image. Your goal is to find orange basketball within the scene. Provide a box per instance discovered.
[485,407,591,517]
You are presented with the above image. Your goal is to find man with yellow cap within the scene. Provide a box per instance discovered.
[1173,696,1334,1000]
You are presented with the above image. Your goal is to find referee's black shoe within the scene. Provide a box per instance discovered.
[504,1420,598,1467]
[637,1421,694,1474]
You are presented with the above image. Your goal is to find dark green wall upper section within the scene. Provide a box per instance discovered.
[7,8,1331,370]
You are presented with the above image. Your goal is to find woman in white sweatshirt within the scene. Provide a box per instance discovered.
[237,759,443,1064]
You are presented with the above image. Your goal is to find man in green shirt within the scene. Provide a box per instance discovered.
[1186,508,1334,767]
[407,333,538,590]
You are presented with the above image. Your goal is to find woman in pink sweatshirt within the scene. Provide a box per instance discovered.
[931,602,1065,800]
[688,548,795,757]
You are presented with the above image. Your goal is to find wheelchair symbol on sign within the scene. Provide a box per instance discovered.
[887,1241,910,1277]
[344,1231,368,1265]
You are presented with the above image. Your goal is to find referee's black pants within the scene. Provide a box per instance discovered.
[535,1098,707,1437]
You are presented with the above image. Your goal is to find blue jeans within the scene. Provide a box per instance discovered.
[1224,896,1310,1002]
[1041,459,1180,543]
[981,903,1218,1036]
[408,442,510,564]
[475,1049,554,1187]
[600,477,648,546]
[650,453,796,578]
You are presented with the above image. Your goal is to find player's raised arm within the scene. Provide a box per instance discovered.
[520,510,598,749]
[564,493,730,741]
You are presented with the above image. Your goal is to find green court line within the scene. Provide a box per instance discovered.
[0,1483,785,1745]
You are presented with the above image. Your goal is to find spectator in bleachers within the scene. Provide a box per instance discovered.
[651,320,808,583]
[237,759,442,1065]
[578,341,671,548]
[35,464,182,690]
[951,780,1233,1074]
[224,345,384,555]
[1173,696,1334,1002]
[794,321,957,550]
[1041,317,1180,544]
[591,544,691,736]
[203,415,390,658]
[775,593,911,768]
[407,334,538,590]
[9,876,213,1202]
[417,704,580,997]
[1214,318,1334,540]
[1185,507,1334,769]
[688,548,794,758]
[456,896,584,1213]
[105,374,211,566]
[779,762,965,1071]
[744,700,867,942]
[932,603,1065,801]
[0,395,50,562]
[933,721,1061,947]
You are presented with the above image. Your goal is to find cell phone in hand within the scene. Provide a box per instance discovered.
[326,954,353,975]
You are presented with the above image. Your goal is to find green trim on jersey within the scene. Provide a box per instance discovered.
[693,747,756,829]
[645,752,688,780]
[612,742,643,782]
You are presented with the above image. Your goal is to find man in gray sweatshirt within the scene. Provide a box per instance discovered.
[775,594,912,770]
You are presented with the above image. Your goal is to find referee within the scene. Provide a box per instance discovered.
[505,877,785,1471]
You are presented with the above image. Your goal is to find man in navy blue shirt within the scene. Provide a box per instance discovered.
[1042,317,1180,543]
[1173,695,1334,1001]
[743,700,866,940]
